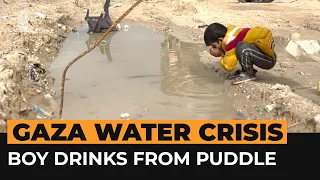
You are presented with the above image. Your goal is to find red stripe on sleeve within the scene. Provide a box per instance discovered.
[224,28,250,51]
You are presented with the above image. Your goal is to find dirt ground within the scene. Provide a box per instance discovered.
[0,0,319,133]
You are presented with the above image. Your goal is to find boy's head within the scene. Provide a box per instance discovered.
[204,23,227,57]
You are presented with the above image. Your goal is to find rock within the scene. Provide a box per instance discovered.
[265,104,276,112]
[61,26,67,31]
[57,23,62,28]
[314,114,320,122]
[285,40,303,57]
[290,32,301,40]
[27,54,40,64]
[120,113,130,119]
[34,12,47,19]
[44,93,53,100]
[295,40,320,55]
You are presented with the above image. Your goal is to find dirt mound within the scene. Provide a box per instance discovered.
[0,0,83,132]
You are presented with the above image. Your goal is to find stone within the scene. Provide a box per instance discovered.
[285,40,303,57]
[61,26,67,31]
[290,32,301,40]
[34,12,47,19]
[120,113,130,119]
[295,40,320,55]
[265,104,276,112]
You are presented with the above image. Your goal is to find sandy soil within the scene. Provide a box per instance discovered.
[0,0,320,132]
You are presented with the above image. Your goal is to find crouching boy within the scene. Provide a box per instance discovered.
[204,23,277,85]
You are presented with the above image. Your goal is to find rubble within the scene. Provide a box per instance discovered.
[285,40,303,57]
[265,104,276,112]
[290,32,301,40]
[120,113,130,119]
[270,83,292,93]
[34,12,47,19]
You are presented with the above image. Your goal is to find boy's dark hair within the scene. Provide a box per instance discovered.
[204,23,227,46]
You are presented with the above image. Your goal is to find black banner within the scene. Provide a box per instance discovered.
[0,133,319,177]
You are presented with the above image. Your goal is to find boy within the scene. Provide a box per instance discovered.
[204,23,277,85]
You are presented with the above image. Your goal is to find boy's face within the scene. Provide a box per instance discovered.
[209,38,224,57]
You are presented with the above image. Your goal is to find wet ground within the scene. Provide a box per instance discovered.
[49,22,237,120]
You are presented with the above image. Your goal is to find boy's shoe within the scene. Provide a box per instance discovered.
[231,68,257,78]
[232,72,257,85]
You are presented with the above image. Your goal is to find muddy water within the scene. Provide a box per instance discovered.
[49,22,237,120]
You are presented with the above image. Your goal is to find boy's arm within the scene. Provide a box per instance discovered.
[219,50,238,72]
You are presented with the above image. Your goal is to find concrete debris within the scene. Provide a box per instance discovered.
[120,113,130,119]
[34,12,47,19]
[295,40,320,55]
[285,40,303,57]
[290,32,301,40]
[61,25,67,31]
[265,104,276,112]
[285,39,320,58]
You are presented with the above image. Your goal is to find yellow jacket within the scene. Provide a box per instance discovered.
[220,25,276,71]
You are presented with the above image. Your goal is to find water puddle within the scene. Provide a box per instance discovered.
[49,22,237,120]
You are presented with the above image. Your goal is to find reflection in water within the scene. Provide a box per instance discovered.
[85,31,117,62]
[159,34,233,115]
[160,33,223,100]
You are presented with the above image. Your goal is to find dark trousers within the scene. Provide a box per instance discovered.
[235,41,276,70]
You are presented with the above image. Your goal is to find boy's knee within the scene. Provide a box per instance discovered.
[235,41,249,58]
[236,41,250,51]
[265,59,277,70]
